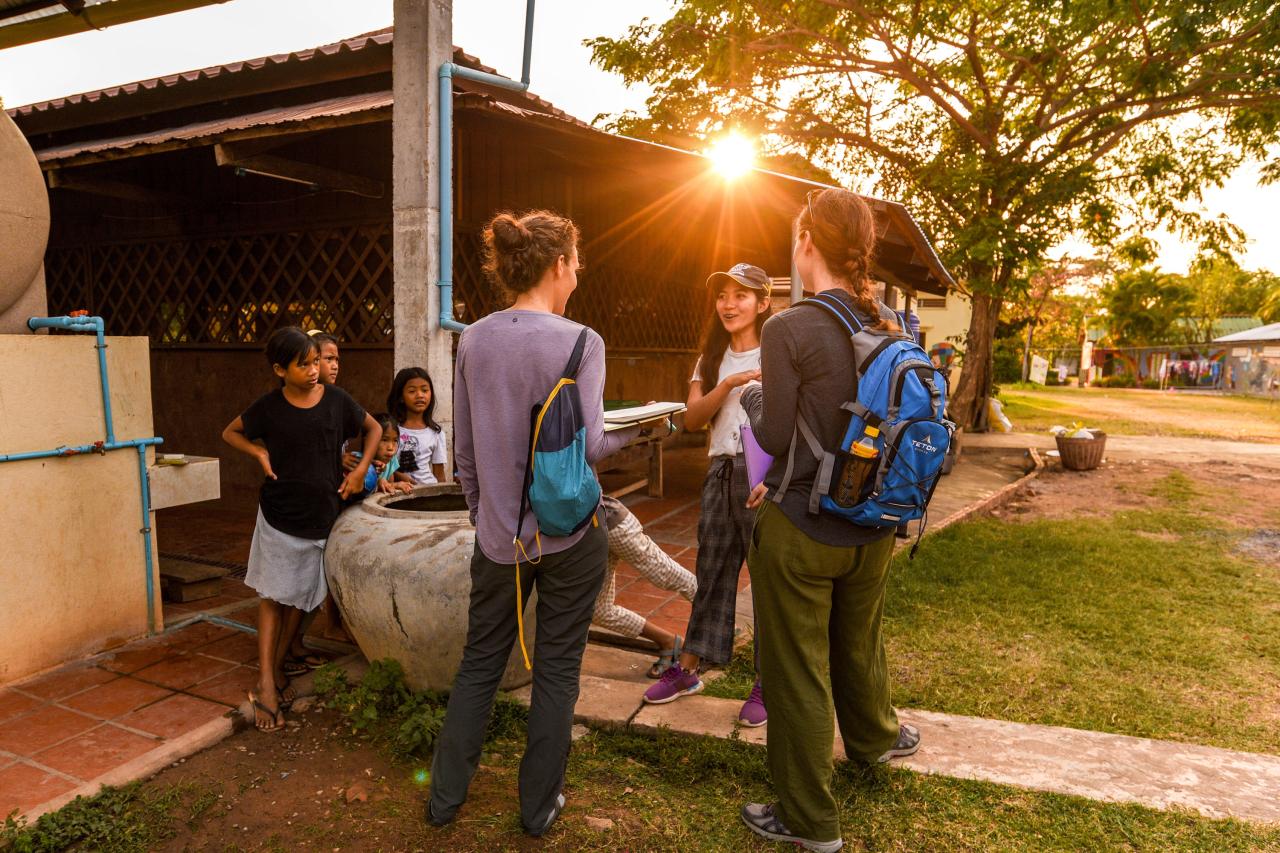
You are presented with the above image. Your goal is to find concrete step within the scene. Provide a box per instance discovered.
[510,643,1280,826]
[159,557,228,603]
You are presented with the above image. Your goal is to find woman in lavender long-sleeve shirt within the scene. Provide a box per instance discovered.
[428,210,641,837]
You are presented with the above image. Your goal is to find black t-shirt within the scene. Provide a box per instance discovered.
[241,385,365,539]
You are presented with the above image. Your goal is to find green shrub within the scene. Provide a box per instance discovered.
[313,659,527,760]
[314,659,445,757]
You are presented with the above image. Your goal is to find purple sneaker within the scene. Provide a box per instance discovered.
[738,680,766,727]
[642,664,703,704]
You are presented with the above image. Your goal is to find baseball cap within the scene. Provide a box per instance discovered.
[706,262,771,296]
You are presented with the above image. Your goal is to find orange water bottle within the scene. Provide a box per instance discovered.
[833,425,880,507]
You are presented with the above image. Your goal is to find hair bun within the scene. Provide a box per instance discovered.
[490,214,533,252]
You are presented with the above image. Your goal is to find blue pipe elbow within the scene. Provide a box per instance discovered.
[436,1,535,335]
[28,315,115,443]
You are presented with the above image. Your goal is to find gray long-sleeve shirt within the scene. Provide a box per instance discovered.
[741,289,893,548]
[454,309,638,563]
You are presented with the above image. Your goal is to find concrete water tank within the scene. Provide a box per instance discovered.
[326,483,536,692]
[0,109,50,332]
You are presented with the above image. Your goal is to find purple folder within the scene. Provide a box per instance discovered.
[740,424,774,489]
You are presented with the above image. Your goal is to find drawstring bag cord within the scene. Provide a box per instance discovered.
[512,532,542,670]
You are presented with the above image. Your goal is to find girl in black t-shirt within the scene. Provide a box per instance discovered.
[222,327,382,732]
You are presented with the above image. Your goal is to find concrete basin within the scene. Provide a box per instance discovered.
[325,483,534,692]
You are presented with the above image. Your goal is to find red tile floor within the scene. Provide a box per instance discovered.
[0,621,255,818]
[2,447,735,821]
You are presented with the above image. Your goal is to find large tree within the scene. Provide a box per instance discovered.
[589,0,1280,426]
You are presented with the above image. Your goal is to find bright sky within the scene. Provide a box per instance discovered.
[1,0,1276,276]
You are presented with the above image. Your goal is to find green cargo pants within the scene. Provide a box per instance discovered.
[749,501,899,842]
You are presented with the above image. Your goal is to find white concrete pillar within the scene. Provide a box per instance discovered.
[393,0,454,472]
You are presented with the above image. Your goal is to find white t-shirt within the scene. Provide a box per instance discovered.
[691,345,761,458]
[399,424,448,484]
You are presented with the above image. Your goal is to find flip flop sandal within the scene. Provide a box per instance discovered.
[248,690,284,732]
[299,653,328,669]
[282,657,309,677]
[647,635,683,679]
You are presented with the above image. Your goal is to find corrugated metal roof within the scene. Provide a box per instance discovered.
[33,89,392,163]
[1213,315,1265,337]
[12,28,394,115]
[1178,315,1262,339]
[1215,321,1280,343]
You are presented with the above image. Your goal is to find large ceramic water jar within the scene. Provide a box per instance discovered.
[325,484,534,691]
[0,110,51,332]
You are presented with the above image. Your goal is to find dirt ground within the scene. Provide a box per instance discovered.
[1000,385,1280,443]
[992,455,1280,556]
[144,702,547,852]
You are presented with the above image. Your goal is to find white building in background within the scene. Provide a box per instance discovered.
[914,291,971,351]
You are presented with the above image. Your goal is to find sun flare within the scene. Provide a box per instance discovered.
[707,131,756,180]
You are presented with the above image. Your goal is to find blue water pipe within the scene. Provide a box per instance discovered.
[166,611,257,636]
[27,314,116,443]
[436,0,536,334]
[3,315,164,634]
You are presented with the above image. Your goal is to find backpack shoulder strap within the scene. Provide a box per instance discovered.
[802,291,865,335]
[563,327,591,379]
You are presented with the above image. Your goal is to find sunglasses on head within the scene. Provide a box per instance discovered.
[805,188,822,229]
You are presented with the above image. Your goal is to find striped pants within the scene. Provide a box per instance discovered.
[592,497,697,638]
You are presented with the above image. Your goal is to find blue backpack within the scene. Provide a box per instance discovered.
[518,327,602,540]
[775,291,954,555]
[511,327,602,667]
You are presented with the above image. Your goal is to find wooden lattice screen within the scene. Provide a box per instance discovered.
[44,223,394,346]
[44,222,704,350]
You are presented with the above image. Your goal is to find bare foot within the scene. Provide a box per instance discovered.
[273,672,297,706]
[248,690,283,732]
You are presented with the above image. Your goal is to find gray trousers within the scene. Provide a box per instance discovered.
[429,521,607,830]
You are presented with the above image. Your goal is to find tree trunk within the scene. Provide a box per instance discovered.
[1021,323,1033,382]
[950,291,1002,429]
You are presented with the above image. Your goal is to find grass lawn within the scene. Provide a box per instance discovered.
[997,384,1280,442]
[886,472,1280,755]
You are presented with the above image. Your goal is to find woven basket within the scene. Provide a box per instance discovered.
[1055,431,1107,471]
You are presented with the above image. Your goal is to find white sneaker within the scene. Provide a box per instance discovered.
[740,802,843,852]
[877,723,921,762]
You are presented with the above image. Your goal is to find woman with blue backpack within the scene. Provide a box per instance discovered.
[427,210,647,837]
[738,187,951,852]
